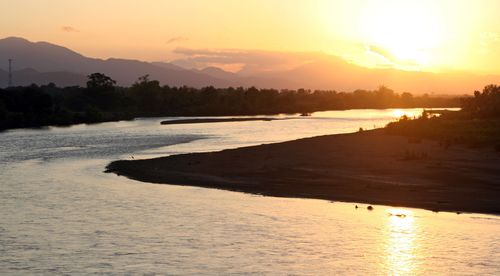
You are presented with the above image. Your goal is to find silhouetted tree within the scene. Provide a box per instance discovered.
[129,75,163,114]
[86,73,116,91]
[462,84,500,118]
[85,73,119,110]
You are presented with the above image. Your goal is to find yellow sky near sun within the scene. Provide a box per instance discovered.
[1,0,499,74]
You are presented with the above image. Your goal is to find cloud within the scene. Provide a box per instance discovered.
[61,26,80,33]
[166,36,188,44]
[366,45,396,63]
[366,44,420,69]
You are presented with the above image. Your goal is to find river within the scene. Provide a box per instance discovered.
[1,108,498,275]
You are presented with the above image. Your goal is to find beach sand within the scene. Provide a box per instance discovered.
[160,118,280,125]
[106,130,500,214]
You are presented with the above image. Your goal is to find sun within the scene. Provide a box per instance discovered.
[358,1,446,70]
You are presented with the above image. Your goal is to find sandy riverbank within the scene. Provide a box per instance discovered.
[106,130,500,214]
[160,118,281,125]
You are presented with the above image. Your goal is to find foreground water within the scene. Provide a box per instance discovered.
[1,109,498,275]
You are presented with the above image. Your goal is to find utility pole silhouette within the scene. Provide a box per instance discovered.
[8,59,13,87]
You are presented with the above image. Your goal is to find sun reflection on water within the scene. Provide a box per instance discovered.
[392,109,417,119]
[384,208,419,275]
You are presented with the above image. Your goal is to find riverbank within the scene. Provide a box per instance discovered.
[161,117,281,125]
[106,129,500,214]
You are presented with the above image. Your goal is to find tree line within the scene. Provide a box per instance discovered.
[460,84,500,118]
[1,73,461,130]
[386,84,500,149]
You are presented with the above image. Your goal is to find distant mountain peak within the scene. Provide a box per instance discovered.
[151,61,185,71]
[0,36,85,67]
[198,66,237,80]
[0,36,74,52]
[0,36,31,43]
[201,66,229,73]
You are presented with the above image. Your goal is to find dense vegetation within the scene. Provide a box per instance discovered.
[1,73,460,130]
[386,84,500,149]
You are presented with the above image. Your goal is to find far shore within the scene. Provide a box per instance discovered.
[106,129,500,214]
[160,117,283,125]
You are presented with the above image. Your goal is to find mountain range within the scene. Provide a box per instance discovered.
[0,37,498,94]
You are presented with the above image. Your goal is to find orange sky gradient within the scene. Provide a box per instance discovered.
[1,0,500,74]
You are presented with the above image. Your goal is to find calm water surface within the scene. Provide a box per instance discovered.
[1,109,498,275]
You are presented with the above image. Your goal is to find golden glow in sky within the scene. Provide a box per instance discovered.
[1,0,499,74]
[358,1,446,69]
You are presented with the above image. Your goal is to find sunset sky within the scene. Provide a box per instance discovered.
[2,0,500,74]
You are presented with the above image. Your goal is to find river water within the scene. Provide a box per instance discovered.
[1,109,498,275]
